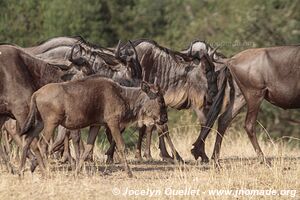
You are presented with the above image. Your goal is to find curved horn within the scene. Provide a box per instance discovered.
[154,76,158,86]
[128,40,143,79]
[210,46,219,56]
[210,46,220,62]
[115,40,121,58]
[188,42,193,57]
[69,44,77,62]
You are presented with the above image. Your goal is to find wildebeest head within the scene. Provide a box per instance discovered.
[69,44,89,66]
[138,81,168,127]
[115,40,143,79]
[69,41,142,81]
[181,40,224,62]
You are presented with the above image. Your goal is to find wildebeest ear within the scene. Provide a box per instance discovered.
[141,81,150,93]
[141,81,157,99]
[69,44,81,60]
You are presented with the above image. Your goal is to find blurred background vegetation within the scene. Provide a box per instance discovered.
[0,0,299,148]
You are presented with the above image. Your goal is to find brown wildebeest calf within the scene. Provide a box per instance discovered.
[21,76,167,177]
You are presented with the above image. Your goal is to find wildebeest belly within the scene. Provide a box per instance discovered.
[62,101,105,129]
[265,82,300,109]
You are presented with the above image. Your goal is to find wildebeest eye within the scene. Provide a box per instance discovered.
[193,59,200,65]
[185,65,194,73]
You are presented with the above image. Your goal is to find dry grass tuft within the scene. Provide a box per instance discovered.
[0,124,299,199]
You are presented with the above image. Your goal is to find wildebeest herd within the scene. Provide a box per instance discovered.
[0,36,299,177]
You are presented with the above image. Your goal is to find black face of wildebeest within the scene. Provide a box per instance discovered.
[139,81,168,126]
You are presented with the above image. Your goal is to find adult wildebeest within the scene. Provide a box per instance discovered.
[0,44,90,173]
[192,44,300,164]
[20,76,168,177]
[107,39,219,162]
[24,36,114,59]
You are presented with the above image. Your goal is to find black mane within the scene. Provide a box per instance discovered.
[35,35,83,46]
[125,38,192,61]
[77,37,114,53]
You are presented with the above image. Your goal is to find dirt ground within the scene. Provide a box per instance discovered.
[0,130,299,200]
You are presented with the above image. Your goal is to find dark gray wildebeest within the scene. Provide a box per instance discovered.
[24,36,114,61]
[106,39,220,162]
[0,44,90,173]
[192,44,300,165]
[20,76,168,177]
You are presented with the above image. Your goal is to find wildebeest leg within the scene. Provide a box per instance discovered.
[4,120,38,172]
[41,126,66,158]
[50,126,67,154]
[211,95,245,164]
[0,117,15,173]
[79,136,85,157]
[22,119,59,176]
[1,127,11,158]
[70,129,81,164]
[192,108,210,162]
[105,127,124,164]
[75,126,99,175]
[243,92,266,163]
[159,124,183,163]
[60,131,75,164]
[158,136,173,160]
[105,127,115,164]
[135,125,146,160]
[19,121,44,176]
[108,121,132,177]
[156,124,173,160]
[143,126,154,160]
[0,132,15,173]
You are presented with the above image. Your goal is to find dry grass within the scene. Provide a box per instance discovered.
[0,124,299,200]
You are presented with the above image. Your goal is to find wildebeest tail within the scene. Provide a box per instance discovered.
[199,67,230,140]
[21,94,38,135]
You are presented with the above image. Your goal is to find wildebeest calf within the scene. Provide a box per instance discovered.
[21,76,168,177]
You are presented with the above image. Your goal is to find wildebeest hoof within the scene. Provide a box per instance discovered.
[127,171,133,178]
[30,159,38,173]
[191,147,200,160]
[18,168,25,178]
[144,157,154,162]
[106,157,114,164]
[143,154,153,161]
[84,156,94,162]
[162,157,175,164]
[60,156,68,164]
[200,157,210,164]
[7,164,16,175]
[134,153,143,161]
[213,160,222,169]
[260,158,272,167]
[174,152,184,163]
